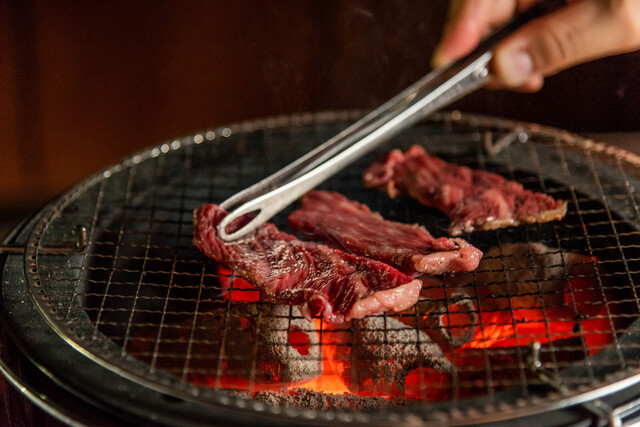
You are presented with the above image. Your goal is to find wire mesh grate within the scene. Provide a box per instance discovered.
[25,112,640,419]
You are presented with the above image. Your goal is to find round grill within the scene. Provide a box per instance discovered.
[12,111,640,424]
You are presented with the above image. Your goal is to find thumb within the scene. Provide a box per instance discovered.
[492,0,640,89]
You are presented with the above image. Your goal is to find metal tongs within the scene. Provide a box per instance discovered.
[218,0,566,241]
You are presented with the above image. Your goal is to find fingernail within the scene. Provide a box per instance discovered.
[502,49,534,87]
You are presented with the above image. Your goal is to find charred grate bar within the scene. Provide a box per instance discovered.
[19,111,640,425]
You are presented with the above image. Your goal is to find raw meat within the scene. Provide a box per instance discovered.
[193,204,421,324]
[363,145,567,235]
[288,190,482,276]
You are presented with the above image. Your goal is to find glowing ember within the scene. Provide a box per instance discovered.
[292,320,351,394]
[459,276,613,352]
[218,266,261,302]
[289,326,311,356]
[136,264,618,403]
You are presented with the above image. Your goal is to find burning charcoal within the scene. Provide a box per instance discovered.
[332,316,456,396]
[449,243,601,313]
[226,304,322,383]
[411,278,478,351]
[252,387,415,410]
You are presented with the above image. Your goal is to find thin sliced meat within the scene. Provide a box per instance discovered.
[288,190,482,276]
[193,204,421,324]
[363,145,567,235]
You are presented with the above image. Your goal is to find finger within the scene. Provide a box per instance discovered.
[514,74,544,92]
[432,0,517,68]
[486,72,544,92]
[492,0,640,88]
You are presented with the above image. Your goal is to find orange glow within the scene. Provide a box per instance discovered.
[459,306,612,353]
[205,266,616,399]
[459,276,613,353]
[290,319,350,394]
[218,266,261,302]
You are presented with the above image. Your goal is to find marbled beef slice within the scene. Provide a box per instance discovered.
[364,145,567,235]
[193,204,421,324]
[288,190,482,276]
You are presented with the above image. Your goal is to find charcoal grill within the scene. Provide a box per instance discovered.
[1,111,640,426]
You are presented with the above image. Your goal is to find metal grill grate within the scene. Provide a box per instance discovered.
[23,111,640,424]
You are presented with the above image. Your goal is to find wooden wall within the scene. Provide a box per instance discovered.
[2,0,639,214]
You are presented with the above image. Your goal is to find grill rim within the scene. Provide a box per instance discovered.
[8,109,640,425]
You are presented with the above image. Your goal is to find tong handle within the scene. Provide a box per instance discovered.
[218,0,567,242]
[218,53,492,241]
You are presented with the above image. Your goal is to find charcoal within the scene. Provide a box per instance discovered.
[413,278,478,350]
[226,304,322,383]
[331,316,456,395]
[450,243,599,312]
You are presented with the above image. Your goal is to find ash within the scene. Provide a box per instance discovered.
[226,304,322,383]
[335,316,456,394]
[252,387,414,410]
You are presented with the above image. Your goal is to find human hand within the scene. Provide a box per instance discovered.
[432,0,640,91]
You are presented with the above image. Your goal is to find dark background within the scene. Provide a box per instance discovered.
[2,0,639,227]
